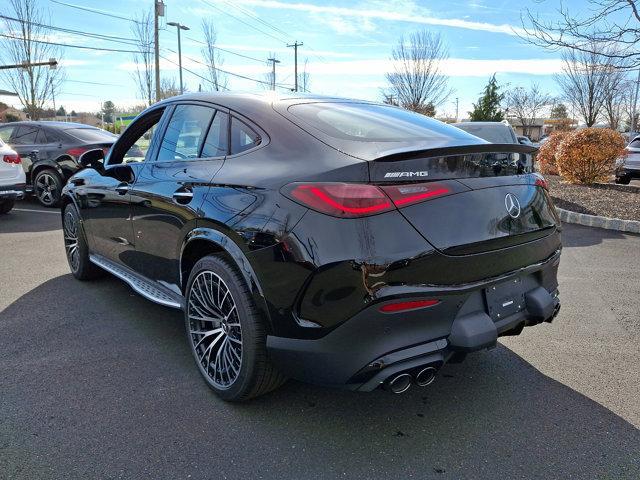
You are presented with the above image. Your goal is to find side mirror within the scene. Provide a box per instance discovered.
[79,148,105,171]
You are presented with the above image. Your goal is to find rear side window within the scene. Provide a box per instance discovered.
[230,117,260,155]
[455,124,516,144]
[157,105,215,161]
[65,128,117,143]
[0,126,15,143]
[629,137,640,148]
[12,125,39,144]
[289,103,474,143]
[201,111,229,158]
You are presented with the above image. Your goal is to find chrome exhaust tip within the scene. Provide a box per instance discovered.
[385,373,412,394]
[414,366,438,387]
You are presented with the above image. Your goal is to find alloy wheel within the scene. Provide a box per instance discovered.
[187,271,243,389]
[35,173,58,206]
[63,210,80,272]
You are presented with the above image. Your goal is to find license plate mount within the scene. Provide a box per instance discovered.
[485,277,526,321]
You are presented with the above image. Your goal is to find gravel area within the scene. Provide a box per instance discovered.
[547,175,640,221]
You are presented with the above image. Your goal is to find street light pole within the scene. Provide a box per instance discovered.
[167,21,190,95]
[154,0,164,103]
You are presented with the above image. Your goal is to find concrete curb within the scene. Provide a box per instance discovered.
[556,207,640,234]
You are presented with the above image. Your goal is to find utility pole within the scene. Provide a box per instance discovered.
[167,22,190,95]
[154,0,165,103]
[267,57,280,91]
[287,41,303,92]
[455,97,459,122]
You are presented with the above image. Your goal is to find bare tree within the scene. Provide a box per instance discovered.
[601,71,631,130]
[385,30,452,114]
[0,0,65,120]
[505,84,552,136]
[201,19,227,91]
[520,1,640,67]
[159,77,182,100]
[555,45,622,127]
[298,58,310,93]
[131,11,154,105]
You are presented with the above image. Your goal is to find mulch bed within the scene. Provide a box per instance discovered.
[546,175,640,222]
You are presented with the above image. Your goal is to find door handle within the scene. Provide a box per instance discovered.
[115,183,130,195]
[173,190,193,204]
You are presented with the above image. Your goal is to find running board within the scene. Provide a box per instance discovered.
[89,254,184,309]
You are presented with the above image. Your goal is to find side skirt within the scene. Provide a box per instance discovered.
[89,254,184,310]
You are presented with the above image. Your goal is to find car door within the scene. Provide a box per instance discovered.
[79,107,168,269]
[130,103,228,291]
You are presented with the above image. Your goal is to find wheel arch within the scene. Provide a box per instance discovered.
[32,161,64,181]
[180,228,273,331]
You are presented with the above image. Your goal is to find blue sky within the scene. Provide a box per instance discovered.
[0,0,591,116]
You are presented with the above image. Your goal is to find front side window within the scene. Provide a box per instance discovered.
[230,117,260,155]
[157,105,215,162]
[12,125,39,145]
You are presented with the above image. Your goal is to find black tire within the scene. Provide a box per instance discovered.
[0,198,15,214]
[63,203,103,280]
[34,169,63,207]
[185,255,286,401]
[615,175,631,185]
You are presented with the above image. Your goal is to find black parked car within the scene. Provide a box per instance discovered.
[61,93,562,401]
[0,121,118,207]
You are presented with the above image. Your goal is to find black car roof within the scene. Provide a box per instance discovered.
[5,121,100,129]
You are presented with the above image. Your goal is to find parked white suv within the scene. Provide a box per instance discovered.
[0,138,26,214]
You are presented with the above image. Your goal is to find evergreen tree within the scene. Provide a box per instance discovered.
[469,74,504,121]
[550,103,568,119]
[56,106,66,116]
[101,101,115,123]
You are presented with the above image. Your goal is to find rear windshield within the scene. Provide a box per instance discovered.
[288,103,476,143]
[455,124,515,144]
[64,128,117,143]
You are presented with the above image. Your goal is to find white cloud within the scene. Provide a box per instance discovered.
[229,0,525,36]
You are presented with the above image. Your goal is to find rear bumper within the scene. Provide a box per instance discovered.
[0,183,25,199]
[267,249,561,391]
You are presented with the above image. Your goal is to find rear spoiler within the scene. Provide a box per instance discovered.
[374,143,538,162]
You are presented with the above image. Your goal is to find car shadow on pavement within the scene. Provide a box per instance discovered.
[0,199,61,234]
[561,222,630,248]
[1,274,639,480]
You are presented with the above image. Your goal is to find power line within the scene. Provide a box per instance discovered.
[184,35,265,63]
[199,0,287,44]
[220,0,291,41]
[0,33,148,53]
[160,54,230,91]
[67,79,125,87]
[50,0,143,24]
[0,14,147,47]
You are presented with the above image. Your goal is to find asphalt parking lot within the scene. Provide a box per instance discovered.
[1,199,639,480]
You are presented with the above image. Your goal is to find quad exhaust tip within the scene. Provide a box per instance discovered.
[415,366,438,387]
[385,373,412,394]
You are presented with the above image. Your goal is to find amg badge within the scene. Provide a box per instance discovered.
[384,171,429,178]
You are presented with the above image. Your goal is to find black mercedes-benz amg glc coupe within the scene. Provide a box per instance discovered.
[61,93,561,401]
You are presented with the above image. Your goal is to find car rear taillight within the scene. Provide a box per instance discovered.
[2,154,21,164]
[379,299,440,313]
[380,182,452,206]
[67,147,89,157]
[284,181,456,218]
[285,183,394,218]
[533,173,548,190]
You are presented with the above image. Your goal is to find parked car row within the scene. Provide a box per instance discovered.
[0,121,119,207]
[616,135,640,184]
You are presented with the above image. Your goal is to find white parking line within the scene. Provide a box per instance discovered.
[13,208,60,215]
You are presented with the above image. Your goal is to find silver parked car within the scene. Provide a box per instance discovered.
[615,136,640,184]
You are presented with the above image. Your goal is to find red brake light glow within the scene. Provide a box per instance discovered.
[379,299,440,313]
[67,147,89,157]
[288,183,393,218]
[533,174,548,190]
[285,181,454,218]
[2,154,21,164]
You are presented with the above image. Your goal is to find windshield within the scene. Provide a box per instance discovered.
[64,127,117,143]
[455,124,515,144]
[289,103,477,143]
